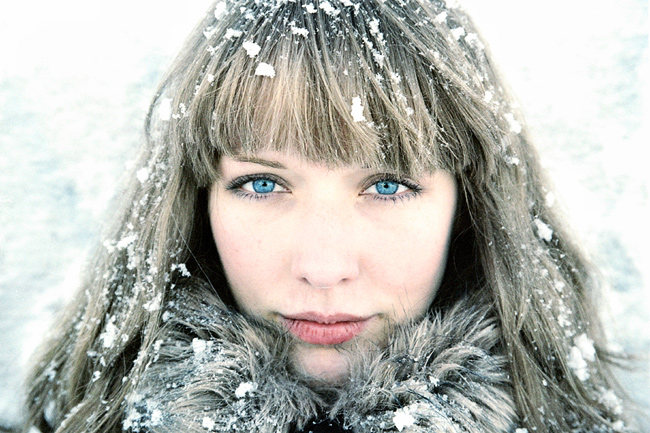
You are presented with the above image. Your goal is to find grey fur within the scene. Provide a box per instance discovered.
[124,286,516,433]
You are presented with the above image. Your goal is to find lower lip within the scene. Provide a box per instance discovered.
[282,318,369,346]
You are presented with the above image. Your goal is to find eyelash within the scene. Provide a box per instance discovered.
[225,173,422,202]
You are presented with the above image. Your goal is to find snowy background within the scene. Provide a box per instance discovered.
[0,0,648,429]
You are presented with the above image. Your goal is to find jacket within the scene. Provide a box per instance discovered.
[123,287,516,433]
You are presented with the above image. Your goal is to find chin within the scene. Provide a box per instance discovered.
[292,345,351,383]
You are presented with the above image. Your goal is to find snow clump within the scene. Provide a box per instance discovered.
[393,407,416,431]
[351,96,366,122]
[533,218,553,242]
[225,28,243,39]
[235,381,258,398]
[242,41,261,58]
[567,333,596,381]
[255,62,276,77]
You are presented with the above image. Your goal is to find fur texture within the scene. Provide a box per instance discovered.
[123,285,516,433]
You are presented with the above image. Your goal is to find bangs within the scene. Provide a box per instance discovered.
[166,0,498,186]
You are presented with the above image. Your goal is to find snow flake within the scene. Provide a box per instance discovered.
[235,381,258,398]
[242,41,261,58]
[504,154,520,166]
[214,2,227,19]
[545,191,556,207]
[599,388,623,415]
[202,416,216,430]
[255,62,276,77]
[393,408,416,431]
[351,97,366,122]
[92,371,101,382]
[291,26,309,37]
[171,263,191,277]
[143,293,163,312]
[435,12,448,24]
[515,429,529,433]
[533,218,553,242]
[304,3,317,13]
[451,27,466,40]
[574,333,596,362]
[100,319,118,348]
[319,1,339,16]
[158,98,172,121]
[136,167,150,184]
[225,28,243,39]
[484,90,493,103]
[203,27,218,39]
[504,112,522,134]
[568,345,589,380]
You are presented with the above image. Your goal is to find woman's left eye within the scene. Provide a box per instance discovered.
[364,180,409,196]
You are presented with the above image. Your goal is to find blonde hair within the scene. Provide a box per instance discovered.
[24,0,631,432]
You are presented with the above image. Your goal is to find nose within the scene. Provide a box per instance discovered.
[290,203,360,289]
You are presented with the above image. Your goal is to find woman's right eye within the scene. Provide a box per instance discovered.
[226,175,290,199]
[242,178,283,194]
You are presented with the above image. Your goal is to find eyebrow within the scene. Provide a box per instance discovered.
[233,156,287,169]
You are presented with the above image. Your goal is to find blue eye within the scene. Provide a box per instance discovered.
[374,180,400,195]
[251,179,276,194]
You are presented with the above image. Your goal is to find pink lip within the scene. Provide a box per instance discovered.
[281,312,371,346]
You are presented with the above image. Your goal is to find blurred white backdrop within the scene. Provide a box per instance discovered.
[0,0,647,428]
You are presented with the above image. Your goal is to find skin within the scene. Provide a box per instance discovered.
[208,150,457,381]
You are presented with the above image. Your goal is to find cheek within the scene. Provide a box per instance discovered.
[209,198,286,313]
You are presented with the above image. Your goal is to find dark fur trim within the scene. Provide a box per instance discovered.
[124,286,516,433]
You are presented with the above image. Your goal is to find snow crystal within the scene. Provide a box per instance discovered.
[92,371,101,382]
[143,294,162,312]
[612,420,625,431]
[304,3,317,13]
[574,333,596,362]
[599,388,623,415]
[214,2,227,19]
[158,98,172,121]
[136,167,150,184]
[504,112,522,134]
[533,218,553,242]
[203,27,218,39]
[319,1,339,16]
[451,27,466,40]
[151,409,163,425]
[255,62,276,77]
[202,416,216,430]
[171,263,191,277]
[225,28,243,39]
[192,338,208,356]
[235,381,258,398]
[504,154,520,166]
[567,345,590,381]
[242,41,261,58]
[515,429,529,433]
[351,96,366,122]
[100,320,118,348]
[435,12,448,24]
[291,26,309,38]
[207,74,215,83]
[393,408,416,431]
[484,90,493,103]
[545,191,556,207]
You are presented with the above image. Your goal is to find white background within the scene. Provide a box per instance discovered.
[0,0,648,428]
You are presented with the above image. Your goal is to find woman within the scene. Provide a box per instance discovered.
[22,0,636,432]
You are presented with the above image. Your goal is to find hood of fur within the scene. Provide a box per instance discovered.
[123,286,516,433]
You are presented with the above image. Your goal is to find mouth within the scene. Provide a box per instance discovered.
[280,313,371,346]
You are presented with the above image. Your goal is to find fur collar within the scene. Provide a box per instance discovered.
[124,287,517,433]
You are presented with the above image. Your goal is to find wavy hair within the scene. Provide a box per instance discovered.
[23,0,631,432]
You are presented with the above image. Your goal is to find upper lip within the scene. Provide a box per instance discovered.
[282,312,369,324]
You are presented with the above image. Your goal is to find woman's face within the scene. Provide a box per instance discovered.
[208,150,457,381]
